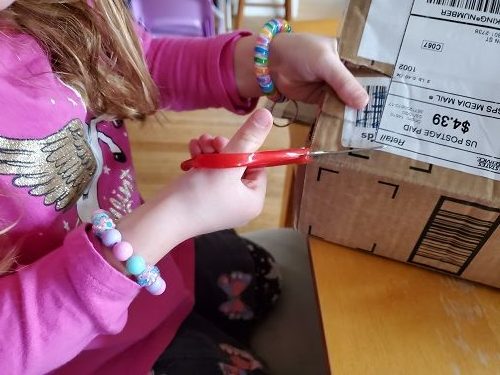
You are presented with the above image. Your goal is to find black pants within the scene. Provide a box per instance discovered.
[154,230,281,375]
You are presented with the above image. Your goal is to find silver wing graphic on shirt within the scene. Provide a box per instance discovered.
[0,118,97,211]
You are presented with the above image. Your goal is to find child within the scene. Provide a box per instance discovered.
[0,1,368,374]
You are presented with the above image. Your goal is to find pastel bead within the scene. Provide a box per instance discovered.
[112,241,133,261]
[101,228,122,247]
[91,211,109,226]
[145,277,166,295]
[136,265,160,287]
[126,255,147,275]
[92,216,115,236]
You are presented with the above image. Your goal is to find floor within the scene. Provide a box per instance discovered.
[127,0,346,234]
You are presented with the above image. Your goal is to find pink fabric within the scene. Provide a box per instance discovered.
[0,28,256,374]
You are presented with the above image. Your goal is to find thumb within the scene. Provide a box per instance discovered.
[325,57,369,109]
[321,40,368,109]
[223,108,273,154]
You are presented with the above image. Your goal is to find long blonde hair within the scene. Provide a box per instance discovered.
[1,0,160,120]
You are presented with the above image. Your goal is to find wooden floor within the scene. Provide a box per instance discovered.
[127,2,346,233]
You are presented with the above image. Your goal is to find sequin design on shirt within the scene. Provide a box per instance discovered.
[0,118,97,211]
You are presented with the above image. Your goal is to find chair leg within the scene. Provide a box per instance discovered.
[236,0,245,30]
[285,0,292,21]
[225,0,233,31]
[235,0,290,30]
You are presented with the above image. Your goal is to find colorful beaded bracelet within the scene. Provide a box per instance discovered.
[254,18,292,103]
[91,210,166,296]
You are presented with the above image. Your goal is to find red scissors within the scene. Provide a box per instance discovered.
[180,146,381,171]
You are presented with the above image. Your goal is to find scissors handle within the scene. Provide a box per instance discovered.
[180,147,311,171]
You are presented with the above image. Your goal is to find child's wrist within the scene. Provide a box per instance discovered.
[235,34,262,99]
[87,226,126,273]
[254,18,292,102]
[91,210,167,296]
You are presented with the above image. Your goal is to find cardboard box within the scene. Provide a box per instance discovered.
[295,0,500,288]
[339,0,411,76]
[295,91,500,288]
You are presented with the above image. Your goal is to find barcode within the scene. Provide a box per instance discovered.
[427,0,500,15]
[355,85,387,128]
[409,197,499,275]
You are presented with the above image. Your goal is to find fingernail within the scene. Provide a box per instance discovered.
[253,109,271,128]
[354,91,370,109]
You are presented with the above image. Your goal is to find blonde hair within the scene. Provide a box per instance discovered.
[1,0,160,120]
[0,225,19,274]
[0,198,21,274]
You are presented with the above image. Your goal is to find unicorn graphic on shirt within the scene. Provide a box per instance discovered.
[77,118,126,222]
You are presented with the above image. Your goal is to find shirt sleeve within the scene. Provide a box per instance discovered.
[0,225,140,374]
[141,31,258,113]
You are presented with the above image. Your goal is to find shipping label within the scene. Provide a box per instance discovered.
[343,77,390,148]
[376,0,500,180]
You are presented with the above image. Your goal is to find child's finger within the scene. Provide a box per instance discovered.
[220,108,273,180]
[189,139,202,157]
[242,167,267,190]
[223,108,273,154]
[199,134,216,154]
[212,136,229,153]
[324,54,369,109]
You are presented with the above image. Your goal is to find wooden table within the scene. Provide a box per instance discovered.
[309,237,500,374]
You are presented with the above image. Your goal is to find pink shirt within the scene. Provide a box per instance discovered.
[0,29,256,374]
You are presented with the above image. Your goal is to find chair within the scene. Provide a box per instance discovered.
[129,0,216,37]
[242,228,329,374]
[235,0,291,30]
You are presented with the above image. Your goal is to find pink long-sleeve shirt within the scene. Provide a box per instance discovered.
[0,29,256,374]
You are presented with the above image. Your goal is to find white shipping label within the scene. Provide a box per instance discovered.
[342,77,390,148]
[376,0,500,180]
[358,0,413,65]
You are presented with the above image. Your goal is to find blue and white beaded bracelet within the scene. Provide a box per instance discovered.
[92,210,166,296]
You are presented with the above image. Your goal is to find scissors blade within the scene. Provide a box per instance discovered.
[308,145,383,158]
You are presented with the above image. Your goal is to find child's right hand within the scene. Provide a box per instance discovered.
[171,108,273,236]
[116,109,273,266]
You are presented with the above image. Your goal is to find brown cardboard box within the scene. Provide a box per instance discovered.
[295,91,500,288]
[339,0,400,76]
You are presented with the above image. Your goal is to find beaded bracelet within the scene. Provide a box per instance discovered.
[91,210,166,296]
[254,18,292,103]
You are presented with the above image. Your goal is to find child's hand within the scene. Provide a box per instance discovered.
[172,108,273,237]
[188,134,229,158]
[270,34,368,107]
[115,109,273,265]
[235,33,369,109]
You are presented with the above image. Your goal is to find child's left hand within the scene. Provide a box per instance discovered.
[236,33,369,109]
[270,33,368,107]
